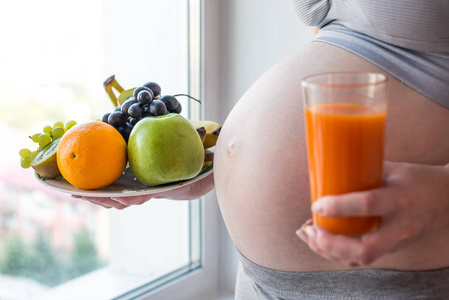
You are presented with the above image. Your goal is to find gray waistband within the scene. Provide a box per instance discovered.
[239,252,449,299]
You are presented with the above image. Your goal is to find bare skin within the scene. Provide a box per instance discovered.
[82,41,449,272]
[214,41,449,272]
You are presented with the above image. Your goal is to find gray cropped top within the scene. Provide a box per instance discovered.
[290,0,449,109]
[291,0,449,54]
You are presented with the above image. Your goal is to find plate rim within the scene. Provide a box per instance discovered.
[35,168,214,198]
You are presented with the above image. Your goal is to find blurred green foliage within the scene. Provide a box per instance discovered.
[0,228,105,287]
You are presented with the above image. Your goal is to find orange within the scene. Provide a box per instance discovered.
[57,121,127,190]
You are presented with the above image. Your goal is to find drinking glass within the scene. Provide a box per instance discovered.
[302,72,388,236]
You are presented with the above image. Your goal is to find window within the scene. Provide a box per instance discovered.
[0,0,222,299]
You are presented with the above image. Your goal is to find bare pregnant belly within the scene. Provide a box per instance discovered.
[214,42,449,272]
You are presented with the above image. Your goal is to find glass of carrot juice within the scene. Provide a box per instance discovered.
[302,72,388,236]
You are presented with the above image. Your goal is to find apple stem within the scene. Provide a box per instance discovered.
[173,94,202,104]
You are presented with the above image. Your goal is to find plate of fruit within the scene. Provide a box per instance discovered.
[35,161,214,197]
[20,76,221,197]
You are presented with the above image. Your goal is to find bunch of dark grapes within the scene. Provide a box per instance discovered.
[101,81,182,142]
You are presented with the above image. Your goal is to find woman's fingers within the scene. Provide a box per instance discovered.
[311,187,399,218]
[297,214,418,266]
[72,195,130,209]
[311,161,398,218]
[296,162,449,266]
[88,197,130,209]
[111,195,152,206]
[298,224,377,266]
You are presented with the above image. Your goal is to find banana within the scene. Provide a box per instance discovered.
[103,75,125,107]
[111,78,124,93]
[196,126,207,143]
[190,120,222,149]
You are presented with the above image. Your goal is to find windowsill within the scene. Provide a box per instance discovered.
[31,265,235,300]
[31,266,165,300]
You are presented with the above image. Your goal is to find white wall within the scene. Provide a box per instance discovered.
[217,0,312,122]
[212,0,313,296]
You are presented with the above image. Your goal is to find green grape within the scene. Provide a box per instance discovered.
[53,121,64,128]
[30,151,37,159]
[19,148,31,158]
[66,120,77,130]
[51,126,65,139]
[20,157,31,169]
[43,125,52,134]
[31,133,40,143]
[38,133,52,147]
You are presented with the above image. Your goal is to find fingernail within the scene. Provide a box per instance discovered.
[311,201,323,214]
[111,197,121,201]
[305,226,317,240]
[296,229,308,243]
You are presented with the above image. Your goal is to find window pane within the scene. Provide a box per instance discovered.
[0,0,200,298]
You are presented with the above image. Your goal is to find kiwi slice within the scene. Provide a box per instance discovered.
[31,137,61,179]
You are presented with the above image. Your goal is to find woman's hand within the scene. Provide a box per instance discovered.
[73,171,215,209]
[296,161,449,267]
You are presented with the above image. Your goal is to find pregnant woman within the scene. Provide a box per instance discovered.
[83,1,449,298]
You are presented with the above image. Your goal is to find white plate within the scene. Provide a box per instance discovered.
[35,166,213,197]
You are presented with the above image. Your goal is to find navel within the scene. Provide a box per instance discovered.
[226,139,238,159]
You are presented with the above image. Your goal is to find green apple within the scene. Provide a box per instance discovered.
[128,113,205,186]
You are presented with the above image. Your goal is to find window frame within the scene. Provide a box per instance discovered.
[28,1,225,299]
[136,0,224,298]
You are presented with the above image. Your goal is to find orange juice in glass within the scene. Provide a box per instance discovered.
[302,73,388,236]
